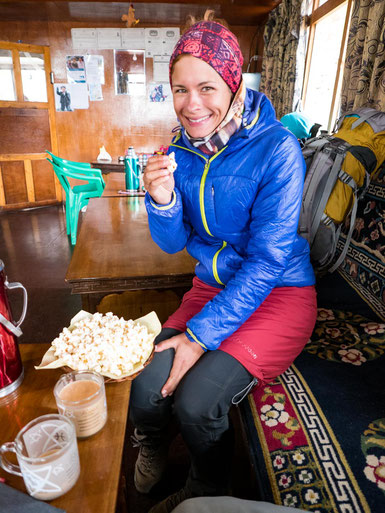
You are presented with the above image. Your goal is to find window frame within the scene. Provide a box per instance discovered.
[301,0,353,131]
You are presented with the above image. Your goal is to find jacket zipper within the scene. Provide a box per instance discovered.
[170,143,228,285]
[199,161,213,236]
[213,241,227,285]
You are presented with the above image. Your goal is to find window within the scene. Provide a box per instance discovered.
[0,49,16,101]
[302,0,353,132]
[20,52,47,102]
[0,46,49,103]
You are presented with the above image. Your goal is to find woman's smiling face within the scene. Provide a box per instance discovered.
[171,55,233,139]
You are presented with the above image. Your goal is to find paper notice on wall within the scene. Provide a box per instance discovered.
[121,28,145,50]
[97,28,122,49]
[70,83,89,109]
[71,28,98,49]
[66,55,86,83]
[145,28,162,57]
[153,55,169,82]
[85,55,104,85]
[162,27,180,55]
[88,83,103,101]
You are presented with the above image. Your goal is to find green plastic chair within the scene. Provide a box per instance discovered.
[47,158,105,245]
[46,150,92,170]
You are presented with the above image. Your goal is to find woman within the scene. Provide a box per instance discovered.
[130,13,317,513]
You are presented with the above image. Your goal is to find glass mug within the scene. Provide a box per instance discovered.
[0,414,80,500]
[54,370,107,439]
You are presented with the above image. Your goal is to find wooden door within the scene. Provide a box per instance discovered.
[0,41,61,210]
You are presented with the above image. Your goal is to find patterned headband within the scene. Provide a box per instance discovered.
[169,21,243,93]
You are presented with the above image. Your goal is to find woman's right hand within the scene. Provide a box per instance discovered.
[143,155,175,205]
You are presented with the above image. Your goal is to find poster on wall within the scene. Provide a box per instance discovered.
[54,83,89,111]
[148,82,172,102]
[54,84,73,111]
[66,56,86,83]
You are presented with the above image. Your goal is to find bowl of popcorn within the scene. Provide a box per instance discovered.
[36,310,161,381]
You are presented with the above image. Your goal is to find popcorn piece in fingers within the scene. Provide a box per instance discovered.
[168,152,177,173]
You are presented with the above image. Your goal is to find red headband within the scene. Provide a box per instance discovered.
[169,21,243,93]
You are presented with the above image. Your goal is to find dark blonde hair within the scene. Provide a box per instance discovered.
[183,9,229,33]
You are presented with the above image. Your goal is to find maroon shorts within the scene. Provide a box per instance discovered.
[164,277,317,383]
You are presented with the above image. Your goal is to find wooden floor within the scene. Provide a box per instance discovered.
[0,204,258,513]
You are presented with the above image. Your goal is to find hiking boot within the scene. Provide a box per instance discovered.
[131,429,168,494]
[148,487,194,513]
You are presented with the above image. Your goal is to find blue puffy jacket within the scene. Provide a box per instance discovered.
[145,89,316,351]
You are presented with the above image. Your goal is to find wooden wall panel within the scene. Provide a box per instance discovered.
[0,108,51,155]
[0,21,263,164]
[1,161,28,205]
[32,159,57,201]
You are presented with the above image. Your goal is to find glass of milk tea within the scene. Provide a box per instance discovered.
[54,370,107,439]
[0,414,80,500]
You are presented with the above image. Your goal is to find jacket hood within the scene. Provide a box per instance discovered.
[240,89,282,138]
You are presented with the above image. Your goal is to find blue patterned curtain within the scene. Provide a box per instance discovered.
[340,0,385,113]
[260,0,310,119]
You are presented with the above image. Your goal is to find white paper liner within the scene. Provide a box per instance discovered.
[35,310,161,379]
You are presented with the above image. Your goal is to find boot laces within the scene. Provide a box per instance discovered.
[131,434,163,472]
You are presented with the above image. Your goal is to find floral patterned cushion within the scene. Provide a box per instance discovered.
[306,307,385,362]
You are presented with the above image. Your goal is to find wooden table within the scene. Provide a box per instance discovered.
[0,344,131,513]
[92,160,125,174]
[102,172,145,198]
[66,197,196,312]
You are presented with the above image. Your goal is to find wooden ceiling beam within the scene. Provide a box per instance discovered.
[0,0,280,26]
[0,0,279,4]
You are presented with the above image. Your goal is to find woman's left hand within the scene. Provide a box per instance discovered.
[155,333,204,397]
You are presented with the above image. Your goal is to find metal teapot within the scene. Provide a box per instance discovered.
[0,260,27,397]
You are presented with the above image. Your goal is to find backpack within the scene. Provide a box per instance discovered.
[298,107,385,274]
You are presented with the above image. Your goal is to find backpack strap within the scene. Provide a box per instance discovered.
[328,170,360,273]
[315,213,338,270]
[335,107,380,131]
[298,138,333,241]
[351,109,379,129]
[358,170,371,200]
[309,144,349,244]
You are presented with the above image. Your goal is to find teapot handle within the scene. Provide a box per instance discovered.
[0,314,22,337]
[5,280,28,329]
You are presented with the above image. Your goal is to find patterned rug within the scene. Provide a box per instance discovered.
[336,173,385,321]
[240,309,385,513]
